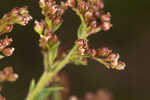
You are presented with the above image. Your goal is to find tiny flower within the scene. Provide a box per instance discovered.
[95,11,101,18]
[85,11,94,20]
[19,6,28,15]
[96,0,104,9]
[77,39,84,47]
[39,0,46,8]
[3,67,13,76]
[54,17,61,25]
[2,48,15,56]
[78,47,86,55]
[6,73,18,82]
[115,61,126,70]
[78,1,88,12]
[106,53,120,62]
[0,36,13,51]
[11,8,19,16]
[90,20,97,28]
[101,22,112,31]
[34,20,44,34]
[101,13,111,22]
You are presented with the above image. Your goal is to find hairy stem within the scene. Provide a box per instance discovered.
[26,45,77,100]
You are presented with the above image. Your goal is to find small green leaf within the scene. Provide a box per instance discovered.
[54,23,62,32]
[34,87,63,100]
[49,42,60,64]
[0,55,5,59]
[29,79,35,93]
[77,23,84,39]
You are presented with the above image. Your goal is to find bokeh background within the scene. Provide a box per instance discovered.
[0,0,150,100]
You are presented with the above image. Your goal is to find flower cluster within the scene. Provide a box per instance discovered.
[0,36,14,56]
[65,0,112,37]
[0,67,18,82]
[76,39,126,70]
[0,6,32,35]
[38,0,66,33]
[0,6,31,100]
[0,67,18,100]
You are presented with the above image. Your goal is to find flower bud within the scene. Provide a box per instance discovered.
[78,47,86,55]
[115,61,126,70]
[0,36,13,51]
[78,1,88,12]
[6,73,18,82]
[95,11,101,18]
[101,13,111,22]
[101,22,112,31]
[107,53,120,62]
[96,0,104,9]
[85,11,94,20]
[90,20,97,28]
[2,48,15,56]
[97,47,112,57]
[66,0,75,7]
[39,0,46,8]
[34,20,44,34]
[3,67,13,76]
[54,17,61,25]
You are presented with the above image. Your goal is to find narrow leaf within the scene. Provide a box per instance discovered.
[54,23,62,32]
[49,42,60,64]
[29,79,35,93]
[77,23,84,39]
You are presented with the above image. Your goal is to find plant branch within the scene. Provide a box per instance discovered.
[25,45,77,100]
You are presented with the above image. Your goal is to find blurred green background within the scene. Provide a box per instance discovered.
[1,0,150,100]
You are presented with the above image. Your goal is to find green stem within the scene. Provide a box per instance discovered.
[25,45,77,100]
